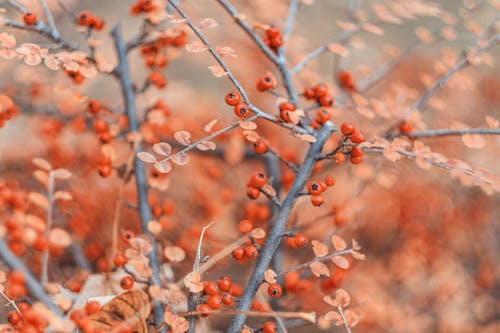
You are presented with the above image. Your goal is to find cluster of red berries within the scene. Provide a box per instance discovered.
[147,71,167,89]
[130,0,156,15]
[306,175,335,206]
[338,71,357,92]
[197,277,240,315]
[340,122,366,164]
[70,302,134,333]
[22,12,37,25]
[224,90,250,118]
[278,101,296,123]
[246,171,267,200]
[92,118,112,145]
[303,83,334,107]
[77,10,105,30]
[139,30,187,69]
[263,27,284,52]
[7,301,49,332]
[4,270,27,300]
[310,108,331,129]
[256,71,277,92]
[284,233,310,248]
[232,242,260,262]
[0,95,19,128]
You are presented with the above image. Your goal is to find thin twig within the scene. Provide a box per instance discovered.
[283,0,299,41]
[276,249,353,277]
[193,222,214,272]
[337,305,353,333]
[37,0,60,39]
[0,239,63,316]
[111,24,164,329]
[40,171,55,286]
[228,122,334,333]
[389,128,500,140]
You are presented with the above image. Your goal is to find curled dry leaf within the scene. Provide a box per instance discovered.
[335,289,351,307]
[196,141,216,151]
[352,239,362,250]
[332,256,350,269]
[249,228,266,239]
[344,309,360,327]
[199,18,218,29]
[164,311,189,333]
[312,240,329,257]
[485,116,499,128]
[153,142,172,156]
[54,191,72,201]
[185,41,208,53]
[171,153,190,166]
[53,168,71,179]
[87,290,151,333]
[327,43,349,57]
[309,262,330,277]
[204,118,218,132]
[137,152,156,163]
[147,220,162,235]
[184,271,204,293]
[154,159,172,173]
[243,130,260,143]
[261,184,276,197]
[164,246,186,263]
[331,235,347,251]
[462,134,486,149]
[32,158,52,171]
[264,269,277,284]
[216,46,237,58]
[29,192,49,210]
[323,295,336,307]
[49,228,72,248]
[174,130,192,145]
[362,23,384,35]
[129,237,153,256]
[208,65,228,77]
[295,133,317,143]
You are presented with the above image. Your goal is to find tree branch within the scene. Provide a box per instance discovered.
[228,122,334,333]
[389,128,500,140]
[111,24,164,329]
[37,0,60,39]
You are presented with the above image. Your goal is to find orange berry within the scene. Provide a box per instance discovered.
[148,71,167,88]
[8,270,25,285]
[232,246,245,260]
[217,276,232,292]
[248,171,267,188]
[294,234,309,248]
[119,276,134,290]
[318,94,334,107]
[256,72,276,91]
[203,281,218,295]
[23,12,37,25]
[225,90,241,106]
[87,99,101,114]
[307,180,323,195]
[350,146,364,158]
[340,122,355,136]
[238,219,253,233]
[77,11,94,26]
[234,103,250,118]
[245,245,259,259]
[197,304,211,317]
[350,155,363,164]
[311,195,324,206]
[114,253,127,267]
[121,230,135,243]
[263,322,278,333]
[325,175,336,186]
[252,139,268,154]
[221,292,234,306]
[313,83,328,98]
[267,283,282,298]
[350,130,365,143]
[85,301,101,315]
[7,310,22,325]
[246,186,260,200]
[303,87,315,99]
[398,119,413,134]
[206,294,222,310]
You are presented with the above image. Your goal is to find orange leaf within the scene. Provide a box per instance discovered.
[153,142,172,156]
[309,262,330,277]
[332,256,350,269]
[174,130,191,145]
[331,235,347,251]
[335,288,350,307]
[264,269,277,284]
[184,272,204,293]
[137,152,156,163]
[32,158,52,171]
[311,240,329,257]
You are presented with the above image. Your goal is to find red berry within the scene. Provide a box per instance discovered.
[119,276,134,290]
[23,12,37,25]
[303,87,315,99]
[197,304,211,317]
[203,281,218,295]
[225,90,241,106]
[85,301,101,315]
[248,171,267,188]
[245,245,259,259]
[263,321,278,333]
[87,99,101,114]
[350,146,364,158]
[234,103,250,118]
[311,195,324,207]
[206,294,222,310]
[238,219,253,234]
[267,283,283,298]
[217,276,232,292]
[232,247,245,260]
[313,83,328,98]
[350,155,363,164]
[350,130,365,143]
[318,95,334,107]
[253,139,268,154]
[398,119,413,134]
[114,253,127,267]
[7,311,22,325]
[307,180,323,195]
[256,72,276,91]
[121,230,135,243]
[294,234,309,248]
[246,186,260,200]
[340,122,355,136]
[221,292,234,306]
[325,175,336,186]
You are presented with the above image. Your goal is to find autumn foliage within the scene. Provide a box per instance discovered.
[0,1,499,333]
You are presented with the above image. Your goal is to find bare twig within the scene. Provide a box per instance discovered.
[283,0,299,41]
[111,25,164,329]
[37,0,60,39]
[276,249,353,277]
[338,305,353,333]
[389,128,500,140]
[228,122,334,333]
[40,171,55,286]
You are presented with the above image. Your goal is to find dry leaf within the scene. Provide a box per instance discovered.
[171,153,190,166]
[49,228,72,248]
[32,158,52,171]
[164,311,189,333]
[33,170,49,186]
[327,43,349,57]
[208,65,228,77]
[137,152,156,163]
[199,18,218,29]
[264,269,277,284]
[261,184,276,197]
[249,228,266,239]
[54,191,72,201]
[295,133,317,143]
[331,235,347,251]
[323,295,336,307]
[204,119,218,132]
[312,240,329,257]
[332,256,350,269]
[87,290,151,333]
[309,262,330,277]
[29,192,49,210]
[53,168,71,179]
[462,134,486,149]
[147,220,162,235]
[351,251,366,260]
[238,121,258,130]
[185,41,208,53]
[184,271,204,293]
[164,246,186,263]
[351,239,362,250]
[174,130,191,145]
[153,142,172,156]
[324,310,343,324]
[196,141,216,151]
[485,116,498,128]
[335,289,351,307]
[154,160,172,173]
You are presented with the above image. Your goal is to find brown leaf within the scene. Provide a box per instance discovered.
[198,18,218,29]
[174,130,192,145]
[137,152,156,163]
[196,141,216,151]
[153,142,172,156]
[261,184,276,197]
[264,269,277,284]
[309,262,330,277]
[204,119,218,132]
[332,256,350,269]
[351,251,366,260]
[87,290,151,333]
[324,310,343,324]
[311,240,329,257]
[33,170,49,186]
[208,65,228,77]
[462,134,486,149]
[164,311,189,333]
[238,121,257,130]
[185,41,208,53]
[249,228,266,239]
[184,272,204,293]
[49,228,72,248]
[331,235,347,251]
[344,309,359,327]
[351,239,362,250]
[295,133,317,143]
